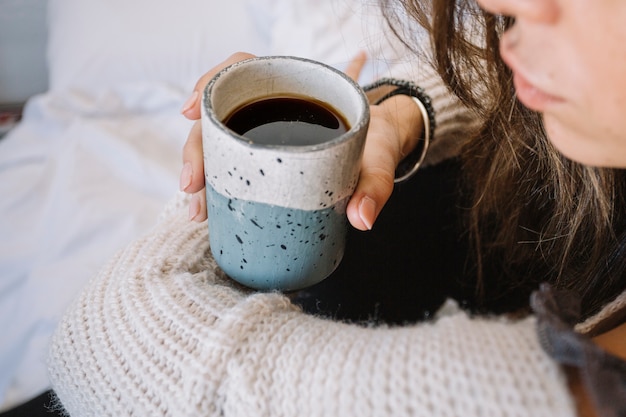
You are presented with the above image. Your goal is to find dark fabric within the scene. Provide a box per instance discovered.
[292,158,479,324]
[0,390,62,417]
[531,284,626,417]
[292,157,542,325]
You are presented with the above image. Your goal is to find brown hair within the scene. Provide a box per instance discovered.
[382,0,626,317]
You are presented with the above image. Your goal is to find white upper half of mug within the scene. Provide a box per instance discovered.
[201,56,369,210]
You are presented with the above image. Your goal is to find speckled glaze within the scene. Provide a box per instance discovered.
[201,56,369,291]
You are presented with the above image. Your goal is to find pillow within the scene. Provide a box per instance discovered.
[46,0,271,94]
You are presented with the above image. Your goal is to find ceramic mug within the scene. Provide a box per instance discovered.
[201,56,369,291]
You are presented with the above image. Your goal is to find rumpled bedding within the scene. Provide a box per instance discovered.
[0,87,191,410]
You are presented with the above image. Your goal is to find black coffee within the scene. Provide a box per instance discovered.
[224,96,350,146]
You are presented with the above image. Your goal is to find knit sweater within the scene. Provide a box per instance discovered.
[48,190,583,417]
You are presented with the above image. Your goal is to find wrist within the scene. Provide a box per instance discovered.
[362,78,435,182]
[377,94,424,158]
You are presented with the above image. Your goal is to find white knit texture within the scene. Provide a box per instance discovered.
[48,192,576,417]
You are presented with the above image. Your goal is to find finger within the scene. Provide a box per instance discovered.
[181,52,257,120]
[343,50,368,82]
[180,120,206,194]
[188,189,208,222]
[346,117,400,230]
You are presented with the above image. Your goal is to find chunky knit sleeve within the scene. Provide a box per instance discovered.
[48,192,575,417]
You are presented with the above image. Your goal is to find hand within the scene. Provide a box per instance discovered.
[179,52,424,230]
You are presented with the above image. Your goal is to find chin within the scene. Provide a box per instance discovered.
[551,140,626,168]
[542,116,615,167]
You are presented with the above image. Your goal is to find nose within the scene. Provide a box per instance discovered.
[476,0,559,24]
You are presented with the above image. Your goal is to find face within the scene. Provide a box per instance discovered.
[475,0,626,167]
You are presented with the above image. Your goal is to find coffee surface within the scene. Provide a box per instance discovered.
[224,96,349,146]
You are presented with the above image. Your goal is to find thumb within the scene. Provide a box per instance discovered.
[346,128,399,231]
[346,94,424,231]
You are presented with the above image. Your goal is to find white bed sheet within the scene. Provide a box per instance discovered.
[0,0,416,410]
[0,87,193,409]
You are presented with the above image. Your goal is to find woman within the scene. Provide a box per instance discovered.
[48,0,626,415]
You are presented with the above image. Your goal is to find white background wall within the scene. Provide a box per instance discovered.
[0,0,48,103]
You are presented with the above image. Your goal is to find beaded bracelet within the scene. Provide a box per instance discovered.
[362,78,435,183]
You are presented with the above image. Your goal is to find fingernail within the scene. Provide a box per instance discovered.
[181,91,199,114]
[189,193,201,221]
[180,162,193,191]
[358,196,376,230]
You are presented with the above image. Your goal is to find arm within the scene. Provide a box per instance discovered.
[48,193,576,417]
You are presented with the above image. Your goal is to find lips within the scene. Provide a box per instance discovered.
[511,71,564,112]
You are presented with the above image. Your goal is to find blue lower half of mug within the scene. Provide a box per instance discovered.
[206,185,348,291]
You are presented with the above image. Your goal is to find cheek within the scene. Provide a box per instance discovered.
[575,32,626,149]
[542,7,626,167]
[582,74,626,157]
[582,63,626,131]
[546,51,626,167]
